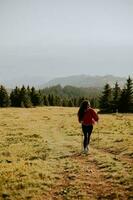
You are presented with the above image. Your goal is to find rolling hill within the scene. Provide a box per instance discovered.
[42,74,126,88]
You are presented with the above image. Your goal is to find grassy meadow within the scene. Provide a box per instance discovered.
[0,107,133,200]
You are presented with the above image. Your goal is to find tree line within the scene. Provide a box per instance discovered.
[99,76,133,113]
[0,85,98,108]
[0,76,132,113]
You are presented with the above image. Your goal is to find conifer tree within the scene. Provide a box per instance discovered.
[27,86,31,96]
[0,85,10,107]
[20,85,32,108]
[126,76,133,112]
[99,83,113,113]
[90,98,98,108]
[119,77,133,113]
[68,99,74,107]
[30,88,43,106]
[10,86,21,107]
[62,98,68,107]
[35,90,44,106]
[73,97,78,107]
[43,95,49,106]
[30,87,36,106]
[112,82,121,112]
[48,94,55,106]
[54,96,61,106]
[119,87,127,113]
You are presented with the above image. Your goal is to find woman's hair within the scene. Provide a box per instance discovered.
[78,100,90,122]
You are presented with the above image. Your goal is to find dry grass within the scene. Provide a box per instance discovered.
[0,107,133,200]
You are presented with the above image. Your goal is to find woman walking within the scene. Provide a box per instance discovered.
[78,100,99,153]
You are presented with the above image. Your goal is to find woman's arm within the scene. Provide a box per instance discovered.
[90,108,99,122]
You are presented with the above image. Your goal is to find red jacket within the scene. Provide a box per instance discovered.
[81,108,99,125]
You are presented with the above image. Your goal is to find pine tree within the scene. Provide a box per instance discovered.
[0,85,10,107]
[112,82,121,112]
[90,98,98,108]
[99,83,113,113]
[44,95,49,106]
[126,77,133,112]
[30,87,36,106]
[62,98,68,107]
[54,96,61,106]
[20,86,32,108]
[35,90,44,106]
[68,99,74,107]
[27,86,31,96]
[119,77,133,113]
[10,86,21,107]
[30,87,43,106]
[48,94,55,106]
[73,97,78,107]
[119,87,127,113]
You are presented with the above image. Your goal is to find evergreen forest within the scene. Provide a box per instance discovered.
[0,77,132,113]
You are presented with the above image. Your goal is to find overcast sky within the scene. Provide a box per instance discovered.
[0,0,133,81]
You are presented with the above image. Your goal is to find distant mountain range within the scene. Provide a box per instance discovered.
[0,74,128,89]
[41,74,127,88]
[0,76,51,88]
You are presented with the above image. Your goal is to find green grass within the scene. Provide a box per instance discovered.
[0,107,133,200]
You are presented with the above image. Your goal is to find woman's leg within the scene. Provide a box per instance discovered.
[87,125,93,147]
[84,132,88,150]
[82,125,88,150]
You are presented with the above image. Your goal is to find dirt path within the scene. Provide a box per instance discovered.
[37,109,132,200]
[45,149,130,200]
[39,125,130,200]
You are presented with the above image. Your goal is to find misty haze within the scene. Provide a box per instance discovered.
[0,0,133,87]
[0,1,133,200]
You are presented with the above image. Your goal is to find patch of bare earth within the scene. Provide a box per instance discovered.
[44,151,130,200]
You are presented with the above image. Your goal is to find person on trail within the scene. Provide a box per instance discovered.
[78,100,99,153]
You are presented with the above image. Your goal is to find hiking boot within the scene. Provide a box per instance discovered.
[83,147,89,154]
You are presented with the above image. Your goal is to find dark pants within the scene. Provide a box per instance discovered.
[82,124,93,149]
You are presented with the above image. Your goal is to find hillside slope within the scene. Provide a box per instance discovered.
[42,74,126,88]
